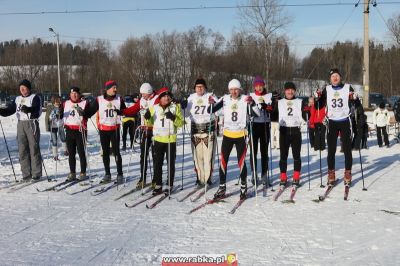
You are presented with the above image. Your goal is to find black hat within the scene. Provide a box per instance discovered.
[284,81,296,91]
[329,68,341,77]
[379,102,385,109]
[19,79,32,90]
[70,86,81,94]
[194,77,207,89]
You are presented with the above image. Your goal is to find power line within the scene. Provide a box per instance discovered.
[1,2,400,16]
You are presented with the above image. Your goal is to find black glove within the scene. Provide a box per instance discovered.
[75,106,85,116]
[113,108,122,115]
[165,111,176,121]
[20,105,33,114]
[180,99,188,109]
[144,110,151,120]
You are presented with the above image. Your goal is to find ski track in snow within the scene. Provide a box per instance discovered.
[0,114,399,265]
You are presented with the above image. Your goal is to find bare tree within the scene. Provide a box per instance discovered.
[388,13,400,46]
[239,0,292,85]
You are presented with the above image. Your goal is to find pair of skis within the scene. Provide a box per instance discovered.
[312,184,350,202]
[124,185,181,209]
[273,184,299,203]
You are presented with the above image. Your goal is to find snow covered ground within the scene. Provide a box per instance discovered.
[0,113,399,265]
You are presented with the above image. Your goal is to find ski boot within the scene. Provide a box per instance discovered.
[78,172,87,181]
[240,183,247,200]
[32,176,41,181]
[213,184,226,200]
[206,178,212,186]
[292,171,301,188]
[67,173,77,182]
[100,174,111,184]
[163,185,173,195]
[327,170,336,187]
[136,179,146,189]
[152,185,163,195]
[279,172,288,188]
[344,170,352,187]
[151,181,157,190]
[116,174,124,185]
[22,175,32,182]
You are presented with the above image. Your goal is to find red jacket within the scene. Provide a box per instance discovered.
[309,104,326,129]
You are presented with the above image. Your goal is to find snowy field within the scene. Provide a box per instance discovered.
[0,113,399,265]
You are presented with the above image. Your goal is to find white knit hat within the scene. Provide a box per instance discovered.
[139,83,153,94]
[228,79,242,90]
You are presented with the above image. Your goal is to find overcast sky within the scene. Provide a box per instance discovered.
[0,0,397,58]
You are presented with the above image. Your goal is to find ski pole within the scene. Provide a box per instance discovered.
[141,128,148,195]
[205,101,214,201]
[0,119,17,182]
[248,104,257,203]
[180,108,185,190]
[167,107,172,199]
[306,113,311,191]
[317,100,325,188]
[269,117,275,192]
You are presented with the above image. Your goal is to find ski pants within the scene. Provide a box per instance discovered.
[100,129,123,175]
[17,120,42,178]
[376,126,389,147]
[50,127,66,147]
[153,140,176,187]
[140,129,153,182]
[327,119,353,171]
[249,122,270,177]
[122,120,134,148]
[219,135,247,186]
[313,123,326,151]
[271,121,280,149]
[279,126,302,173]
[65,128,87,174]
[191,132,216,184]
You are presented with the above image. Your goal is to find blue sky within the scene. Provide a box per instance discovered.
[0,0,397,58]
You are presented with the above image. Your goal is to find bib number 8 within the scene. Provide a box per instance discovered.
[232,111,238,122]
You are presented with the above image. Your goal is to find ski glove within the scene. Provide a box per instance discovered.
[75,106,85,116]
[180,99,188,109]
[265,104,273,112]
[20,105,33,114]
[313,89,322,98]
[245,96,254,105]
[144,110,151,120]
[113,108,122,115]
[165,111,176,121]
[208,96,216,104]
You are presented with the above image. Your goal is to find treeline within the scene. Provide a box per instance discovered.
[0,26,295,96]
[301,41,400,96]
[0,26,399,97]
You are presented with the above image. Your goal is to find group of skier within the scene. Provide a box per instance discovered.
[0,68,394,203]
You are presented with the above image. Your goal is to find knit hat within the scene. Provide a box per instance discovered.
[139,83,153,94]
[19,79,32,90]
[228,79,242,90]
[70,86,80,94]
[329,68,341,77]
[253,75,265,87]
[284,81,296,91]
[158,87,173,98]
[194,77,207,89]
[379,102,385,109]
[105,80,117,90]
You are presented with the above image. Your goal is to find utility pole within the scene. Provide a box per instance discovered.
[362,0,370,108]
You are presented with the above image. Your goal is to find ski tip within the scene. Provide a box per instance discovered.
[124,203,130,208]
[281,199,295,204]
[312,199,321,203]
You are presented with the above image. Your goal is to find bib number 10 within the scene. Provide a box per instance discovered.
[104,109,115,118]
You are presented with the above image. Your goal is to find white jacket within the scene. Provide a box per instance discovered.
[373,108,390,127]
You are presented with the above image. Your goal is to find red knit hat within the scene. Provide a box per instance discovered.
[105,80,117,90]
[158,87,173,98]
